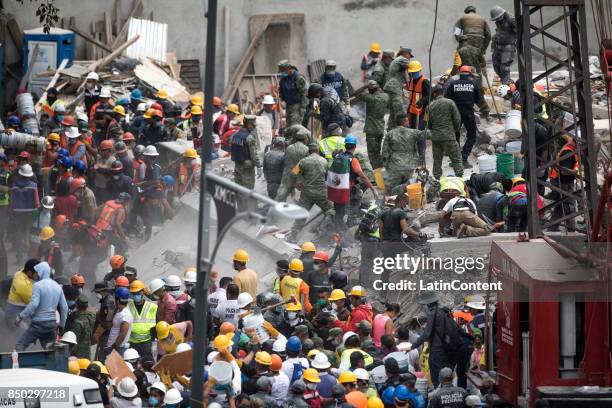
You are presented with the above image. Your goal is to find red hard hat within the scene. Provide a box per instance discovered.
[99,140,114,150]
[152,109,164,118]
[122,132,135,142]
[18,151,30,159]
[313,251,330,263]
[110,254,126,269]
[115,276,129,287]
[70,178,86,194]
[459,65,472,73]
[54,214,67,228]
[70,273,85,285]
[151,102,163,111]
[61,115,76,126]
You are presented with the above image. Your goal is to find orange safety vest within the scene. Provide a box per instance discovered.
[408,76,426,115]
[133,159,146,183]
[43,148,58,168]
[177,163,190,195]
[69,140,87,166]
[95,200,122,231]
[549,141,579,180]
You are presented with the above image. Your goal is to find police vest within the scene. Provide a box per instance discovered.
[95,200,122,231]
[321,72,345,100]
[549,141,579,180]
[128,300,158,343]
[279,72,302,105]
[319,136,345,165]
[230,129,251,163]
[280,275,303,302]
[408,76,426,115]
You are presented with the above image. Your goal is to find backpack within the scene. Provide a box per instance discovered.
[434,308,462,352]
[452,198,476,213]
[357,206,381,239]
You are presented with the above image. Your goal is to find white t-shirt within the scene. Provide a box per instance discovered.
[208,288,227,312]
[281,357,309,382]
[443,196,477,214]
[213,299,239,326]
[107,307,133,348]
[271,371,290,405]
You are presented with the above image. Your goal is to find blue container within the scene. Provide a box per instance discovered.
[22,27,75,73]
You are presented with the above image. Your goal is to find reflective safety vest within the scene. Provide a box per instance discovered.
[549,141,579,180]
[319,136,345,166]
[280,275,303,302]
[408,75,426,115]
[534,90,549,120]
[339,348,374,369]
[178,163,190,195]
[95,200,122,231]
[128,300,158,343]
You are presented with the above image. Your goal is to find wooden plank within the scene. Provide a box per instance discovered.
[35,58,69,113]
[104,12,113,45]
[222,15,272,102]
[71,24,113,53]
[224,5,230,88]
[105,350,136,382]
[111,0,143,49]
[153,349,192,376]
[19,44,39,90]
[166,51,180,80]
[7,17,24,57]
[115,0,123,34]
[90,35,140,72]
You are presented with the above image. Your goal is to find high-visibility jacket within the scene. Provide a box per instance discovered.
[280,275,303,302]
[408,76,426,115]
[95,200,123,231]
[339,348,374,371]
[549,140,579,180]
[177,162,200,195]
[128,300,158,343]
[319,136,345,166]
[7,270,34,306]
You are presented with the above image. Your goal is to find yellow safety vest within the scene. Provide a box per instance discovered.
[340,348,374,368]
[280,275,303,302]
[128,300,158,343]
[319,136,345,166]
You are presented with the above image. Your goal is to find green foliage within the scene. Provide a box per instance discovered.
[15,0,60,34]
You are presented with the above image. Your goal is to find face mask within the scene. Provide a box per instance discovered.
[148,397,159,406]
[48,96,57,105]
[317,299,327,307]
[192,116,201,123]
[411,72,421,79]
[112,175,121,180]
[171,290,182,298]
[55,114,64,122]
[287,312,297,320]
[331,303,338,311]
[279,72,289,78]
[306,382,318,390]
[96,293,103,300]
[132,294,143,303]
[69,138,77,144]
[325,70,336,76]
[67,300,76,308]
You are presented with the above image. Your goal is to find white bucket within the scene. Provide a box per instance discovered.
[16,93,35,118]
[209,361,232,385]
[0,133,46,152]
[242,314,269,343]
[22,118,40,136]
[370,365,387,384]
[478,154,497,174]
[415,377,429,399]
[505,109,522,138]
[505,140,522,153]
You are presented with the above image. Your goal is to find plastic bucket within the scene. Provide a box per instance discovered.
[22,118,40,136]
[496,153,514,179]
[505,140,522,153]
[505,109,522,138]
[406,183,422,209]
[370,364,388,384]
[478,155,497,174]
[209,361,232,385]
[384,351,409,373]
[513,155,525,174]
[242,314,269,343]
[374,168,386,190]
[16,93,35,118]
[415,377,429,399]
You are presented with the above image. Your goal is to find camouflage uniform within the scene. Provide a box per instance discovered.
[72,310,96,359]
[454,11,491,54]
[231,129,262,190]
[357,87,389,169]
[283,74,308,127]
[427,95,464,179]
[263,147,285,199]
[371,59,390,89]
[383,57,410,130]
[276,126,310,201]
[492,12,517,84]
[381,126,427,193]
[456,43,490,116]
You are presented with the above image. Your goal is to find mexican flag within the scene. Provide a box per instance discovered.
[326,153,350,204]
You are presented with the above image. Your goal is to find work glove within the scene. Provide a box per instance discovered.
[262,320,280,338]
[256,167,263,179]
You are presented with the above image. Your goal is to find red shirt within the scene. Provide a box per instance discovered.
[511,184,544,210]
[156,291,178,324]
[53,195,78,222]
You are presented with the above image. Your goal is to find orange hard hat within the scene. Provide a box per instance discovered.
[99,140,113,150]
[110,255,126,269]
[270,354,283,372]
[122,132,135,142]
[459,65,472,73]
[452,310,474,323]
[70,273,85,285]
[219,322,236,335]
[152,109,164,118]
[151,102,163,111]
[70,178,86,194]
[115,276,129,287]
[212,96,223,107]
[54,215,67,228]
[313,251,330,263]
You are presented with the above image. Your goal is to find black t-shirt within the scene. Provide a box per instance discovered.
[381,207,408,241]
[559,154,577,184]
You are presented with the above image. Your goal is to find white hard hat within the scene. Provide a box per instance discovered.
[467,301,486,310]
[54,102,66,113]
[124,361,134,372]
[116,377,138,398]
[60,331,77,345]
[272,338,287,353]
[137,102,146,112]
[149,278,165,293]
[76,113,89,123]
[66,127,80,139]
[175,343,192,353]
[149,381,167,394]
[99,87,111,98]
[86,72,99,81]
[310,352,331,370]
[237,292,254,309]
[262,94,275,105]
[165,274,182,288]
[465,395,485,406]
[343,331,358,345]
[207,351,219,364]
[183,270,197,283]
[145,101,154,110]
[209,403,223,408]
[496,84,510,98]
[353,368,370,381]
[164,388,182,404]
[143,145,159,156]
[123,348,140,362]
[42,196,55,209]
[18,164,34,178]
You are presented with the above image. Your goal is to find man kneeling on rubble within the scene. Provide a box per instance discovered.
[439,195,504,238]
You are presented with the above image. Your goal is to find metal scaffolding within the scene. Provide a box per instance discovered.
[515,0,598,237]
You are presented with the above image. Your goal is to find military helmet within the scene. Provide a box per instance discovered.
[464,5,476,13]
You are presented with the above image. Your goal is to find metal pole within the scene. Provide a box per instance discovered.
[190,0,217,406]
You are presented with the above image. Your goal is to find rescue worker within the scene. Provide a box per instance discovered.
[175,148,200,196]
[353,80,389,169]
[319,123,345,166]
[371,49,395,89]
[454,37,491,121]
[94,192,130,255]
[406,61,430,160]
[334,286,373,333]
[230,115,262,192]
[303,250,333,307]
[307,83,346,132]
[360,42,382,83]
[84,72,101,116]
[107,106,125,141]
[276,125,310,201]
[71,295,96,359]
[491,5,517,84]
[114,141,133,178]
[280,259,312,313]
[128,89,143,114]
[355,204,381,288]
[179,105,204,145]
[344,136,378,225]
[278,59,308,127]
[439,193,504,237]
[141,109,169,145]
[103,287,132,360]
[140,145,163,242]
[10,163,40,263]
[381,113,427,194]
[445,65,481,168]
[42,100,66,138]
[37,226,63,277]
[89,87,114,143]
[258,94,280,135]
[548,135,579,232]
[214,103,240,147]
[150,278,177,324]
[93,139,115,198]
[429,367,469,407]
[5,259,38,326]
[93,282,115,360]
[154,89,174,114]
[132,145,146,184]
[319,60,350,112]
[427,85,464,179]
[231,249,258,299]
[383,56,410,130]
[106,160,135,200]
[66,127,87,166]
[454,6,491,55]
[127,279,157,360]
[263,137,285,199]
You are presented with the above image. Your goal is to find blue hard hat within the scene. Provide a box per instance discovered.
[59,156,73,168]
[286,336,302,353]
[7,115,21,127]
[393,385,411,402]
[382,386,396,405]
[162,175,175,186]
[57,148,69,158]
[115,287,130,300]
[116,97,130,106]
[74,160,87,173]
[130,89,143,101]
[344,134,358,145]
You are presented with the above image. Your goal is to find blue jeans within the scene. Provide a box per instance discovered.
[16,320,57,351]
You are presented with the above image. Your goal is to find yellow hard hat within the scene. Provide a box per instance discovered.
[255,351,272,365]
[113,105,126,116]
[349,285,366,297]
[444,68,452,76]
[512,177,526,186]
[39,226,55,241]
[156,89,169,99]
[233,249,249,263]
[213,334,233,350]
[143,108,155,119]
[184,148,198,159]
[338,371,358,384]
[303,368,321,383]
[300,242,316,253]
[92,361,109,375]
[77,358,91,371]
[191,95,204,106]
[370,42,382,53]
[285,301,303,312]
[408,60,423,73]
[129,280,145,293]
[191,105,203,115]
[68,360,80,375]
[307,349,321,358]
[328,289,347,302]
[226,103,240,115]
[47,133,61,143]
[289,259,304,272]
[156,321,170,340]
[367,397,384,408]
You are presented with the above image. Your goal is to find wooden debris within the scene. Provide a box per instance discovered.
[104,350,137,382]
[134,58,190,103]
[71,25,113,53]
[112,0,143,48]
[7,17,24,56]
[166,51,181,81]
[20,44,39,90]
[104,12,113,46]
[152,349,193,376]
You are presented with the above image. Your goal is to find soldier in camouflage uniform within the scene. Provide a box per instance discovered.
[455,38,491,120]
[371,50,395,89]
[383,56,411,130]
[263,137,286,199]
[381,113,427,194]
[491,6,517,85]
[276,125,311,201]
[354,80,389,169]
[427,85,464,179]
[230,115,262,192]
[454,6,491,55]
[278,60,308,127]
[71,295,96,359]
